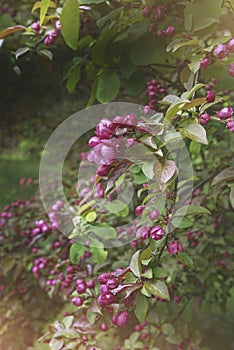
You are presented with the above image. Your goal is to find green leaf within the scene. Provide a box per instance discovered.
[15,47,30,60]
[96,70,120,103]
[184,12,193,31]
[120,51,136,79]
[85,211,97,222]
[181,83,205,99]
[130,250,142,277]
[79,0,105,3]
[166,332,183,345]
[40,0,51,25]
[39,49,53,60]
[0,256,16,275]
[127,20,149,42]
[179,124,208,145]
[162,323,175,336]
[211,167,234,186]
[177,252,194,269]
[105,199,129,217]
[66,64,81,93]
[97,7,124,27]
[90,245,108,264]
[130,35,164,65]
[62,316,74,328]
[174,205,210,216]
[61,0,80,51]
[193,17,218,31]
[229,186,234,210]
[189,140,201,155]
[125,70,146,97]
[32,1,56,14]
[144,280,170,301]
[171,216,193,228]
[49,338,64,350]
[134,294,148,322]
[153,267,167,278]
[70,242,86,263]
[160,159,177,184]
[142,161,155,180]
[89,223,117,240]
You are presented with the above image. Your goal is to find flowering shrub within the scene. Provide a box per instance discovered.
[0,1,234,349]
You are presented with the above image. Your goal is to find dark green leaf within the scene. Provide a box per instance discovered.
[70,242,86,263]
[61,0,80,50]
[174,205,210,216]
[171,216,193,228]
[15,47,30,59]
[134,293,148,323]
[96,70,120,103]
[177,252,194,269]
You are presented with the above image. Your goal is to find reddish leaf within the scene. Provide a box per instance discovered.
[0,25,26,39]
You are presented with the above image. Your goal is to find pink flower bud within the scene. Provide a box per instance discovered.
[98,273,112,284]
[135,205,145,216]
[165,26,175,36]
[142,6,152,17]
[217,107,233,119]
[213,44,227,59]
[72,296,83,306]
[136,226,149,239]
[97,291,115,306]
[167,240,183,254]
[31,21,40,32]
[226,119,234,132]
[149,209,159,220]
[199,113,210,126]
[96,164,110,176]
[227,38,234,52]
[113,310,129,327]
[206,91,215,103]
[200,58,210,69]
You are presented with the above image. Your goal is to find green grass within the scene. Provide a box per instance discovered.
[0,152,40,209]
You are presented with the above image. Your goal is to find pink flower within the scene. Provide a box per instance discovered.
[96,118,115,139]
[87,139,117,165]
[217,107,233,119]
[89,136,101,148]
[200,58,210,69]
[167,240,183,254]
[213,44,227,59]
[206,91,215,103]
[96,164,110,176]
[228,63,234,77]
[150,226,165,240]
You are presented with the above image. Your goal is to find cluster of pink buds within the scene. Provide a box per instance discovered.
[216,107,234,132]
[145,79,166,111]
[145,4,175,37]
[167,240,183,254]
[213,38,234,77]
[20,177,34,185]
[32,257,48,278]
